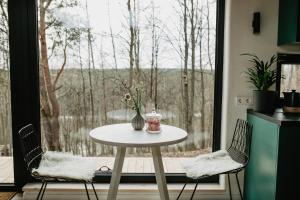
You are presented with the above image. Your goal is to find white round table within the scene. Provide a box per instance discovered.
[89,123,187,200]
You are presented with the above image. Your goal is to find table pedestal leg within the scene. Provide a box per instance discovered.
[107,146,126,200]
[151,146,169,200]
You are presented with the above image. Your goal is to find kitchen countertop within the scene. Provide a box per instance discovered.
[247,109,300,127]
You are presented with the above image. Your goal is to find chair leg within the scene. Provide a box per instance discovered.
[190,179,199,200]
[235,173,243,200]
[91,182,99,200]
[84,182,91,200]
[176,180,187,200]
[40,181,48,200]
[36,181,45,200]
[227,174,232,200]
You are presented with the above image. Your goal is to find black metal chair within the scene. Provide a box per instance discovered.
[177,119,252,200]
[18,124,100,200]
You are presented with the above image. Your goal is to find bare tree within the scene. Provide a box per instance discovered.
[0,0,8,70]
[149,1,161,106]
[133,0,141,82]
[100,39,108,125]
[188,0,201,135]
[198,7,206,148]
[127,0,135,87]
[39,0,62,151]
[154,46,159,109]
[0,0,12,156]
[182,0,190,133]
[107,0,118,70]
[78,34,87,126]
[206,0,215,148]
[85,1,95,129]
[153,28,162,110]
[39,0,81,151]
[206,0,213,71]
[126,0,141,87]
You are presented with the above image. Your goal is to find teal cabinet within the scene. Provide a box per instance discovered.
[277,0,300,45]
[244,110,300,199]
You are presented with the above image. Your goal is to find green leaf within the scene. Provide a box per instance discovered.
[242,53,279,90]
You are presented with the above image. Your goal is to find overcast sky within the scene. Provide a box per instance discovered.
[49,0,216,70]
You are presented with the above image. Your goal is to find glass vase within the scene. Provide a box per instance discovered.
[131,112,145,130]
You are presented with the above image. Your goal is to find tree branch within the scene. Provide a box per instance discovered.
[0,0,8,23]
[45,19,57,30]
[45,0,54,10]
[53,40,67,88]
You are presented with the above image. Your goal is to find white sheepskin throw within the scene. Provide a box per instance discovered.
[182,150,244,179]
[32,151,97,181]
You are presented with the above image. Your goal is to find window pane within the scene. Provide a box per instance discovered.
[0,0,14,183]
[39,0,217,174]
[280,64,300,97]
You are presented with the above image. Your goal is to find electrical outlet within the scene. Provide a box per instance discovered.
[244,96,252,105]
[236,96,252,106]
[236,96,243,105]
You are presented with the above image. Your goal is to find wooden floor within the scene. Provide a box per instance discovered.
[0,156,189,183]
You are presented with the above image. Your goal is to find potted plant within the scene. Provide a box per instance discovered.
[243,53,278,113]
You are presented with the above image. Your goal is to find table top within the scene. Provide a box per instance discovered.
[89,123,187,147]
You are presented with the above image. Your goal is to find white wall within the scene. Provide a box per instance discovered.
[223,0,300,147]
[221,0,300,197]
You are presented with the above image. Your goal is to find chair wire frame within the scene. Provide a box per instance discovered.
[18,124,99,200]
[176,119,252,200]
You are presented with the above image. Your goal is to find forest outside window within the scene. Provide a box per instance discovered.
[37,0,221,181]
[0,0,14,184]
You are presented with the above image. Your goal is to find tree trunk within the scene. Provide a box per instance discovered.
[288,66,294,88]
[85,2,95,128]
[154,47,159,109]
[189,0,196,135]
[206,0,213,148]
[87,30,95,127]
[86,28,96,154]
[133,0,140,83]
[107,0,118,71]
[100,41,108,124]
[127,0,134,87]
[78,35,87,127]
[39,1,61,151]
[150,2,155,100]
[183,0,190,133]
[206,0,213,72]
[199,30,206,148]
[195,5,206,148]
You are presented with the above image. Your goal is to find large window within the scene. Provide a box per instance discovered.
[0,0,223,188]
[38,0,222,180]
[0,0,14,184]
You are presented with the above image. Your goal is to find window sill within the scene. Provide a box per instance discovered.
[23,175,226,192]
[23,182,225,192]
[23,181,227,200]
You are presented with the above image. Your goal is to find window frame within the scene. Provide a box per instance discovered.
[1,0,225,190]
[0,0,40,191]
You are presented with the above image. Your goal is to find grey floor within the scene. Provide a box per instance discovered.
[11,193,22,200]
